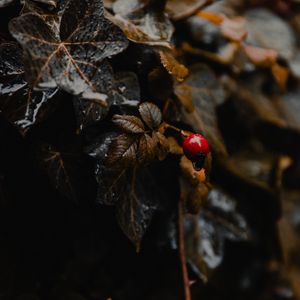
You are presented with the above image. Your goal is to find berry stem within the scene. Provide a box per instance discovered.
[160,122,190,138]
[178,195,192,300]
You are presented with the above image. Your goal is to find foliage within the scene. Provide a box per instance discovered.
[1,0,300,299]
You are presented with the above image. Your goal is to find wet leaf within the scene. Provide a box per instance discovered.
[112,114,145,133]
[0,42,59,134]
[0,42,23,76]
[116,167,160,249]
[72,60,114,130]
[138,102,162,129]
[38,144,83,202]
[9,0,128,103]
[86,133,124,205]
[185,188,249,277]
[96,165,127,205]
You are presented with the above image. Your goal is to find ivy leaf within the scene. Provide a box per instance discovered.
[0,42,59,134]
[116,167,161,250]
[38,144,84,202]
[112,114,145,133]
[9,0,128,103]
[86,133,124,205]
[138,102,162,129]
[185,188,249,279]
[72,60,114,130]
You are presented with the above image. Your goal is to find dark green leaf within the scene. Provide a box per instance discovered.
[9,0,128,104]
[38,144,83,202]
[116,167,161,249]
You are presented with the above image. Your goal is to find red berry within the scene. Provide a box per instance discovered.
[182,133,210,161]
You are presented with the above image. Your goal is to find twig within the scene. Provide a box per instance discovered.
[178,196,192,300]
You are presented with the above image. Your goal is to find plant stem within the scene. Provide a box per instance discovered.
[161,122,190,137]
[178,196,192,300]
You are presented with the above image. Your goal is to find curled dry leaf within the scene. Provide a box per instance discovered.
[107,0,174,48]
[9,0,128,103]
[159,48,189,82]
[180,155,211,214]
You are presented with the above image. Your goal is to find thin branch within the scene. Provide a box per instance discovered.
[178,196,192,300]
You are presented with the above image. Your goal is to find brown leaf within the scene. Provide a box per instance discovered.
[112,114,145,133]
[106,134,139,166]
[271,63,289,92]
[174,78,194,113]
[167,136,183,155]
[107,1,174,49]
[152,131,170,160]
[138,133,156,163]
[243,44,278,67]
[138,102,162,129]
[220,16,247,42]
[159,48,189,82]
